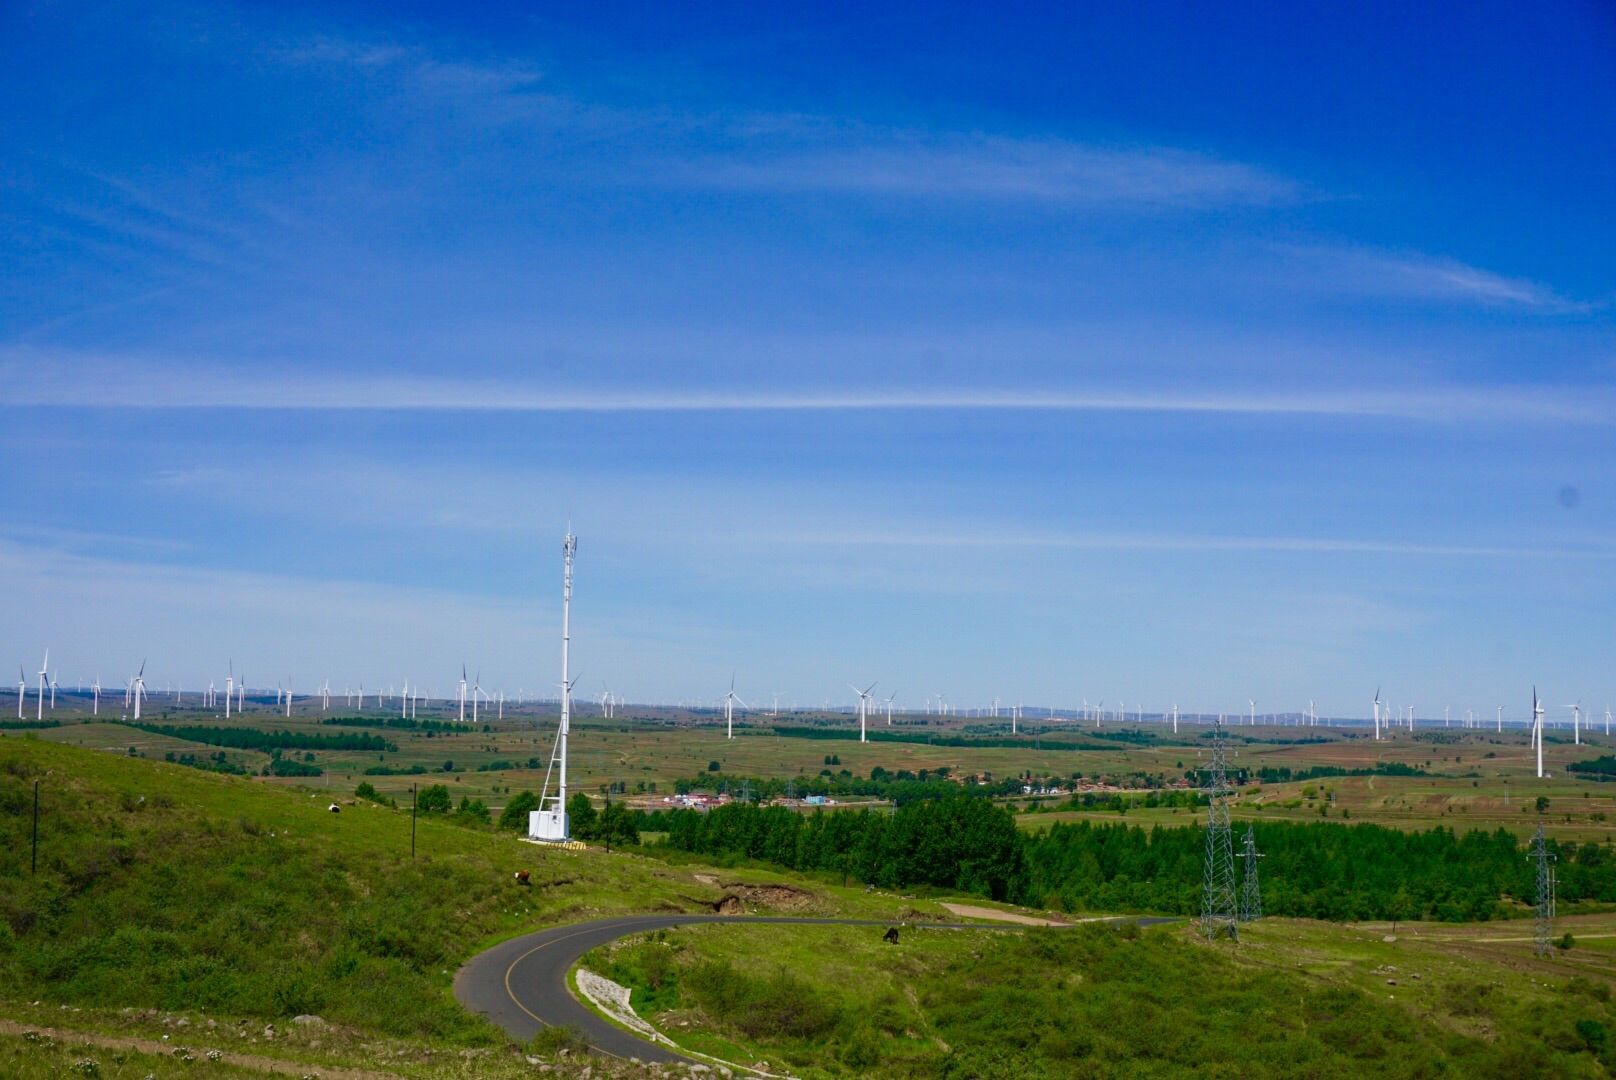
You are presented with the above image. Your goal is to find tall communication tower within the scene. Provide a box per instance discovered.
[532,530,577,842]
[1238,825,1264,923]
[1530,824,1556,958]
[1201,718,1240,941]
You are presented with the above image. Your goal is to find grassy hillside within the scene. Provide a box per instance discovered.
[583,918,1616,1079]
[0,735,941,1068]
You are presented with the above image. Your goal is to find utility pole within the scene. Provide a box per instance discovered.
[1237,825,1264,923]
[1530,824,1556,958]
[1200,718,1239,942]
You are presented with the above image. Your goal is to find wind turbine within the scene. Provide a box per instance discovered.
[1533,687,1545,779]
[16,667,24,720]
[458,665,468,723]
[851,682,877,743]
[723,674,746,740]
[1372,688,1382,741]
[472,671,484,723]
[1567,702,1581,746]
[885,692,896,725]
[1172,702,1179,734]
[225,662,234,719]
[92,676,100,716]
[283,678,292,717]
[1248,699,1256,728]
[36,650,49,721]
[131,661,148,721]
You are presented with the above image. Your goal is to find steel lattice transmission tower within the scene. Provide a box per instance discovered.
[1238,825,1264,923]
[1200,718,1240,941]
[1530,824,1556,958]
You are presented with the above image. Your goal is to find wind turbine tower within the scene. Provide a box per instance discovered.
[131,662,147,721]
[851,682,877,743]
[36,650,48,722]
[723,674,745,740]
[1533,687,1545,780]
[532,530,577,842]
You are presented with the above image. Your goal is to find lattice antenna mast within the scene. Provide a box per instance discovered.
[1200,717,1240,941]
[1530,824,1556,958]
[1238,825,1264,923]
[532,530,577,841]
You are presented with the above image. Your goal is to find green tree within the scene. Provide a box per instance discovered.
[568,792,598,839]
[597,801,640,852]
[417,784,452,814]
[498,791,540,830]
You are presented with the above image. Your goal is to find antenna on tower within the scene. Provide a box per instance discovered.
[1200,717,1239,942]
[1529,824,1556,958]
[532,529,577,842]
[1237,825,1264,923]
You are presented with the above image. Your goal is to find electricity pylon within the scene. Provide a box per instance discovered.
[1530,824,1556,958]
[1201,718,1239,941]
[1238,825,1264,923]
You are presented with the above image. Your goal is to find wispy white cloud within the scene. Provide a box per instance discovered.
[9,347,1613,424]
[1286,244,1594,313]
[670,135,1302,207]
[268,32,1298,209]
[762,527,1616,562]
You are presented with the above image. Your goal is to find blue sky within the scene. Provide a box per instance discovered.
[2,1,1613,717]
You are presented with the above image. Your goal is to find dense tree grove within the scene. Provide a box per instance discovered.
[646,799,1616,920]
[656,797,1025,901]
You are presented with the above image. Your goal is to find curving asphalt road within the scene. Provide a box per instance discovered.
[455,912,1175,1067]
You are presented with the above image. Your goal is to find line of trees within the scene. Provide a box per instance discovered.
[121,723,394,752]
[643,797,1616,920]
[320,715,463,733]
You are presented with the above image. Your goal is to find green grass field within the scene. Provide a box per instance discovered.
[579,915,1616,1078]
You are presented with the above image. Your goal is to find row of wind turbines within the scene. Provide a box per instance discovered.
[11,651,553,724]
[14,648,1608,782]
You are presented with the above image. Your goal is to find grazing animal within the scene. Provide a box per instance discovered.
[514,870,532,887]
[883,927,900,944]
[327,804,340,813]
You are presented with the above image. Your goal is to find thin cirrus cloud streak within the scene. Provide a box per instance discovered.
[765,528,1616,562]
[7,352,1614,424]
[1286,245,1596,314]
[278,33,1299,209]
[666,137,1303,207]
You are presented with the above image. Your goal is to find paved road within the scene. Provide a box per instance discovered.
[455,912,1174,1067]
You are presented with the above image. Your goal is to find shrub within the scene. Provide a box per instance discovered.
[527,1025,590,1057]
